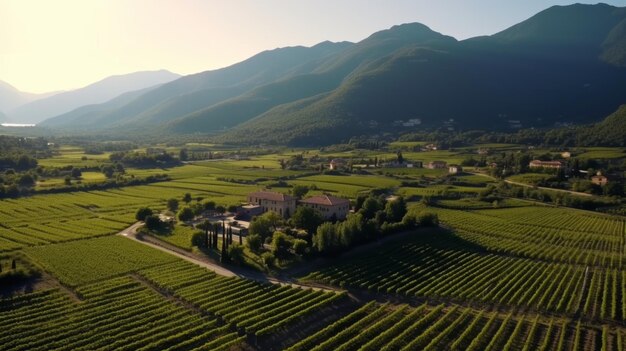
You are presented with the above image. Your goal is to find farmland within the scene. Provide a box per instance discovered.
[2,143,626,350]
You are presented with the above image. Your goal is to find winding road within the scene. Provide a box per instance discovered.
[117,222,339,292]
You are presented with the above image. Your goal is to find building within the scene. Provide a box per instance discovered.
[329,159,347,170]
[529,160,563,169]
[236,204,264,218]
[591,172,608,186]
[448,165,462,174]
[561,151,571,159]
[247,191,297,218]
[422,144,438,151]
[299,195,350,220]
[426,160,447,169]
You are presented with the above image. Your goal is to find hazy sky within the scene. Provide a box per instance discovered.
[1,0,625,93]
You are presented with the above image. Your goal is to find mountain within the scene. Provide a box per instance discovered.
[219,3,626,145]
[0,110,7,123]
[41,42,352,130]
[10,70,180,124]
[164,23,455,134]
[0,81,58,118]
[42,3,626,146]
[584,104,626,146]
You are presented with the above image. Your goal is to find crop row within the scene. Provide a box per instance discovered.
[303,233,626,322]
[138,260,346,336]
[431,206,626,268]
[287,302,626,351]
[0,277,238,351]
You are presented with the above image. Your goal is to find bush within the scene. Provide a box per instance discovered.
[144,215,163,231]
[292,239,308,256]
[135,207,153,221]
[246,234,262,253]
[177,207,194,222]
[227,244,245,264]
[417,212,439,226]
[261,252,275,268]
[191,231,205,248]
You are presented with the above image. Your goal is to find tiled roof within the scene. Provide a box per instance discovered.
[248,191,295,202]
[300,195,350,206]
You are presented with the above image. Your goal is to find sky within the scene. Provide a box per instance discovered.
[1,0,626,93]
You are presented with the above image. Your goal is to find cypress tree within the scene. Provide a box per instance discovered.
[11,259,16,270]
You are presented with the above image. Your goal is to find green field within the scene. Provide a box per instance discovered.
[2,144,626,350]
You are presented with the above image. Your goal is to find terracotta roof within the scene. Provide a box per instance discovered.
[248,191,295,202]
[530,160,563,166]
[300,195,350,206]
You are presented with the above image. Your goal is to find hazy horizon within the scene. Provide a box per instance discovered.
[2,0,626,94]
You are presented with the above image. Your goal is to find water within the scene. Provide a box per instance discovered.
[1,123,36,127]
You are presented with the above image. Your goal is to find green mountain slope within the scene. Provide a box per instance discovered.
[585,104,626,146]
[219,3,626,145]
[164,23,456,133]
[42,42,352,130]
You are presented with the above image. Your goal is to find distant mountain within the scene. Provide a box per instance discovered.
[0,110,7,123]
[219,3,626,145]
[10,70,180,124]
[40,86,158,129]
[42,42,352,130]
[0,81,58,118]
[43,3,626,146]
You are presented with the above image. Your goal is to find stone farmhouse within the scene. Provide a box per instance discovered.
[299,195,351,220]
[247,191,297,218]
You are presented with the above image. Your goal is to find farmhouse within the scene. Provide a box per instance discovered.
[299,195,351,220]
[448,165,462,174]
[427,160,447,169]
[247,190,297,218]
[529,160,564,169]
[329,159,347,170]
[591,172,609,186]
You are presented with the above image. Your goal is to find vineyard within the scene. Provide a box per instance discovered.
[3,145,626,350]
[0,258,346,351]
[285,302,626,351]
[302,229,626,323]
[430,205,626,268]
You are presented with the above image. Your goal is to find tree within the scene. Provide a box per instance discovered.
[271,231,292,259]
[179,148,189,161]
[227,204,238,213]
[385,196,407,223]
[197,220,212,248]
[227,244,245,265]
[101,165,115,178]
[11,259,16,270]
[144,215,162,230]
[167,198,179,212]
[290,206,323,243]
[17,174,35,188]
[397,151,404,164]
[246,233,262,252]
[177,207,194,222]
[215,205,226,214]
[417,211,439,226]
[135,207,153,221]
[71,167,82,179]
[191,231,205,248]
[291,184,309,199]
[292,239,308,256]
[183,193,192,204]
[313,222,338,254]
[360,196,382,219]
